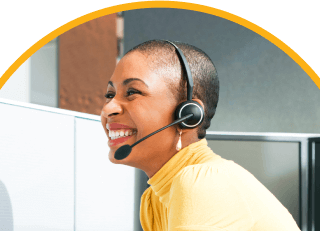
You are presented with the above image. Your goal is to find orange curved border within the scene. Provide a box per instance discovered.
[0,1,319,89]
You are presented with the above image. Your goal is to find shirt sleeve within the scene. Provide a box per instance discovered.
[167,164,254,231]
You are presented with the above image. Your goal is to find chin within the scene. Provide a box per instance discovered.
[108,150,119,164]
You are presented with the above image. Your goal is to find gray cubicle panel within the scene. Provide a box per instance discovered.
[0,98,135,231]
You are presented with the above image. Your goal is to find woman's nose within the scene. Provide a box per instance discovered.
[102,98,123,118]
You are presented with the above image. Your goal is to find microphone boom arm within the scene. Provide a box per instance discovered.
[131,113,193,148]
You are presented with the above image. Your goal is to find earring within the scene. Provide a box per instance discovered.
[176,129,182,151]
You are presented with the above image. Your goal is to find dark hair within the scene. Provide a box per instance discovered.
[126,40,219,139]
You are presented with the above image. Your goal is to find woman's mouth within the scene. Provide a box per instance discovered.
[108,129,137,147]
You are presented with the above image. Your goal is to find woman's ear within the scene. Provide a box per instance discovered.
[192,98,205,112]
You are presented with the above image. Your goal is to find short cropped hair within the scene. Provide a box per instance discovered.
[126,40,219,139]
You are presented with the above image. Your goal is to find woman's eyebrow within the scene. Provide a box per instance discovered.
[108,78,149,88]
[123,78,149,88]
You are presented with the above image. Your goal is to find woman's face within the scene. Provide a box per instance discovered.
[101,51,179,168]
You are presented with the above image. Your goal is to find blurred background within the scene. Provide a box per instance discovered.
[0,8,319,231]
[1,9,319,133]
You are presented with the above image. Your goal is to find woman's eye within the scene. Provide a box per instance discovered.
[104,92,115,99]
[126,89,141,96]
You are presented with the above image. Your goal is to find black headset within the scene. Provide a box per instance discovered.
[165,40,204,129]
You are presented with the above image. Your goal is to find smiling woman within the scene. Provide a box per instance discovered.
[100,40,301,231]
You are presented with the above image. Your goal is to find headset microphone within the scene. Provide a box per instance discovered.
[114,40,205,160]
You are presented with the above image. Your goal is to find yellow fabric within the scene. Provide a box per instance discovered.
[140,139,300,231]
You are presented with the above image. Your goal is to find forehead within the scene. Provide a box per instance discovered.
[110,51,160,85]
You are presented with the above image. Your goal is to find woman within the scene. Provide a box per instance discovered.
[100,40,300,231]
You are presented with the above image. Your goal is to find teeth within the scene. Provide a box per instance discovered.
[108,129,136,140]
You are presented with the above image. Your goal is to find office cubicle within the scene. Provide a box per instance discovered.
[0,98,135,231]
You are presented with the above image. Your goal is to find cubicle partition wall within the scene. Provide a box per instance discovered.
[0,98,135,231]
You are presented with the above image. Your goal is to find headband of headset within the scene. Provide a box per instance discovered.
[164,40,193,101]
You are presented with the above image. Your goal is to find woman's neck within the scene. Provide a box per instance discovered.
[142,130,200,178]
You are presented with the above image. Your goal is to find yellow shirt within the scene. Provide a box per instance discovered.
[140,139,300,231]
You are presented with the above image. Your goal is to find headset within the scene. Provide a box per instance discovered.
[114,40,204,160]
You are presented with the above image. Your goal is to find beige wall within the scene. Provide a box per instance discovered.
[59,14,117,115]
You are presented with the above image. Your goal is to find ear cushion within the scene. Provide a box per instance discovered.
[175,100,204,128]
